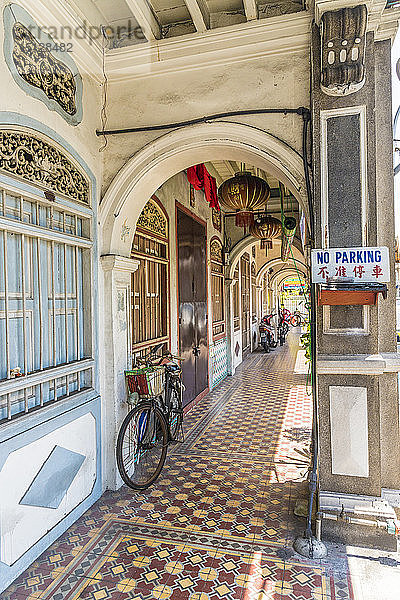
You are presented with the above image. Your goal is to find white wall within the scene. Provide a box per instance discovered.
[101,51,310,193]
[0,3,104,589]
[0,0,102,185]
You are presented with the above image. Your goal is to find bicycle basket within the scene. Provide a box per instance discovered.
[125,366,165,398]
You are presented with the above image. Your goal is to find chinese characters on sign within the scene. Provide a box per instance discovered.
[311,247,390,283]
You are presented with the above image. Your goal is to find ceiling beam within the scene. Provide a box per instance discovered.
[205,163,223,186]
[228,160,241,175]
[223,161,236,177]
[125,0,161,40]
[183,0,210,32]
[242,0,258,21]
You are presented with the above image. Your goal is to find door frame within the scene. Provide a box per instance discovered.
[175,201,210,404]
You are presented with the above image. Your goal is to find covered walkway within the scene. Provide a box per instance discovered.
[1,335,381,600]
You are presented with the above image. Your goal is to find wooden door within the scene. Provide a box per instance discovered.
[241,253,251,355]
[177,208,208,406]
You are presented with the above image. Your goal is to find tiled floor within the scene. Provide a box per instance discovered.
[3,334,399,600]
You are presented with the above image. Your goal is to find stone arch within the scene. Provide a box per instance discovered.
[227,236,258,279]
[228,237,305,281]
[99,121,309,256]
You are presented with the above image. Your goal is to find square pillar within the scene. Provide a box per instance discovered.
[312,4,400,546]
[100,255,139,490]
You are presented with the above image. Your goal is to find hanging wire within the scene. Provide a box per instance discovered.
[99,26,109,153]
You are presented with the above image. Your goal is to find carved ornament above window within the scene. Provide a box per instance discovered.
[210,238,223,264]
[137,200,168,238]
[0,130,90,204]
[212,207,222,232]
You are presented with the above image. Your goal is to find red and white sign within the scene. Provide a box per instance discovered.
[311,247,390,284]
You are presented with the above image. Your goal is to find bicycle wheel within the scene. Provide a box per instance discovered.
[291,315,301,327]
[116,402,168,490]
[168,385,183,441]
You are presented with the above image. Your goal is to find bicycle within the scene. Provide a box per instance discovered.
[290,311,309,327]
[290,300,310,327]
[116,344,184,490]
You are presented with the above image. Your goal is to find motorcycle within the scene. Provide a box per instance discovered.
[259,313,278,352]
[278,308,291,345]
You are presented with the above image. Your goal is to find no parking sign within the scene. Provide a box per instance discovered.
[311,247,390,284]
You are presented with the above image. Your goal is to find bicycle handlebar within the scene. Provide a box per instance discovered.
[134,348,185,367]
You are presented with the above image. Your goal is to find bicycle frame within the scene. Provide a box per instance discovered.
[130,345,184,441]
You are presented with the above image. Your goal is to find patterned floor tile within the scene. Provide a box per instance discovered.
[2,334,356,600]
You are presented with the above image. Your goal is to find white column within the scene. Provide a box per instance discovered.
[100,255,140,490]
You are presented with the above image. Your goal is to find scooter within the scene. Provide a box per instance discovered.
[259,320,270,352]
[278,308,291,345]
[259,313,279,352]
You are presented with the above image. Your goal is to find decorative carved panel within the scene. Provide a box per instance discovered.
[137,200,167,238]
[212,207,222,232]
[320,5,367,96]
[0,130,90,204]
[12,23,77,116]
[210,238,223,263]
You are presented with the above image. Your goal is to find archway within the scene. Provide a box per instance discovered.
[99,121,310,489]
[99,121,309,257]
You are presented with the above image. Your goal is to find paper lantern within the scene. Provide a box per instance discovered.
[218,172,270,228]
[249,214,282,255]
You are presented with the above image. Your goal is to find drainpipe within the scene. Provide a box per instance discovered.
[293,110,327,559]
[319,511,400,536]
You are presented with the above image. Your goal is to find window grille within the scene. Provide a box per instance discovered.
[262,272,269,315]
[251,261,257,323]
[0,180,94,422]
[233,263,240,331]
[210,237,225,339]
[241,253,251,352]
[131,198,169,357]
